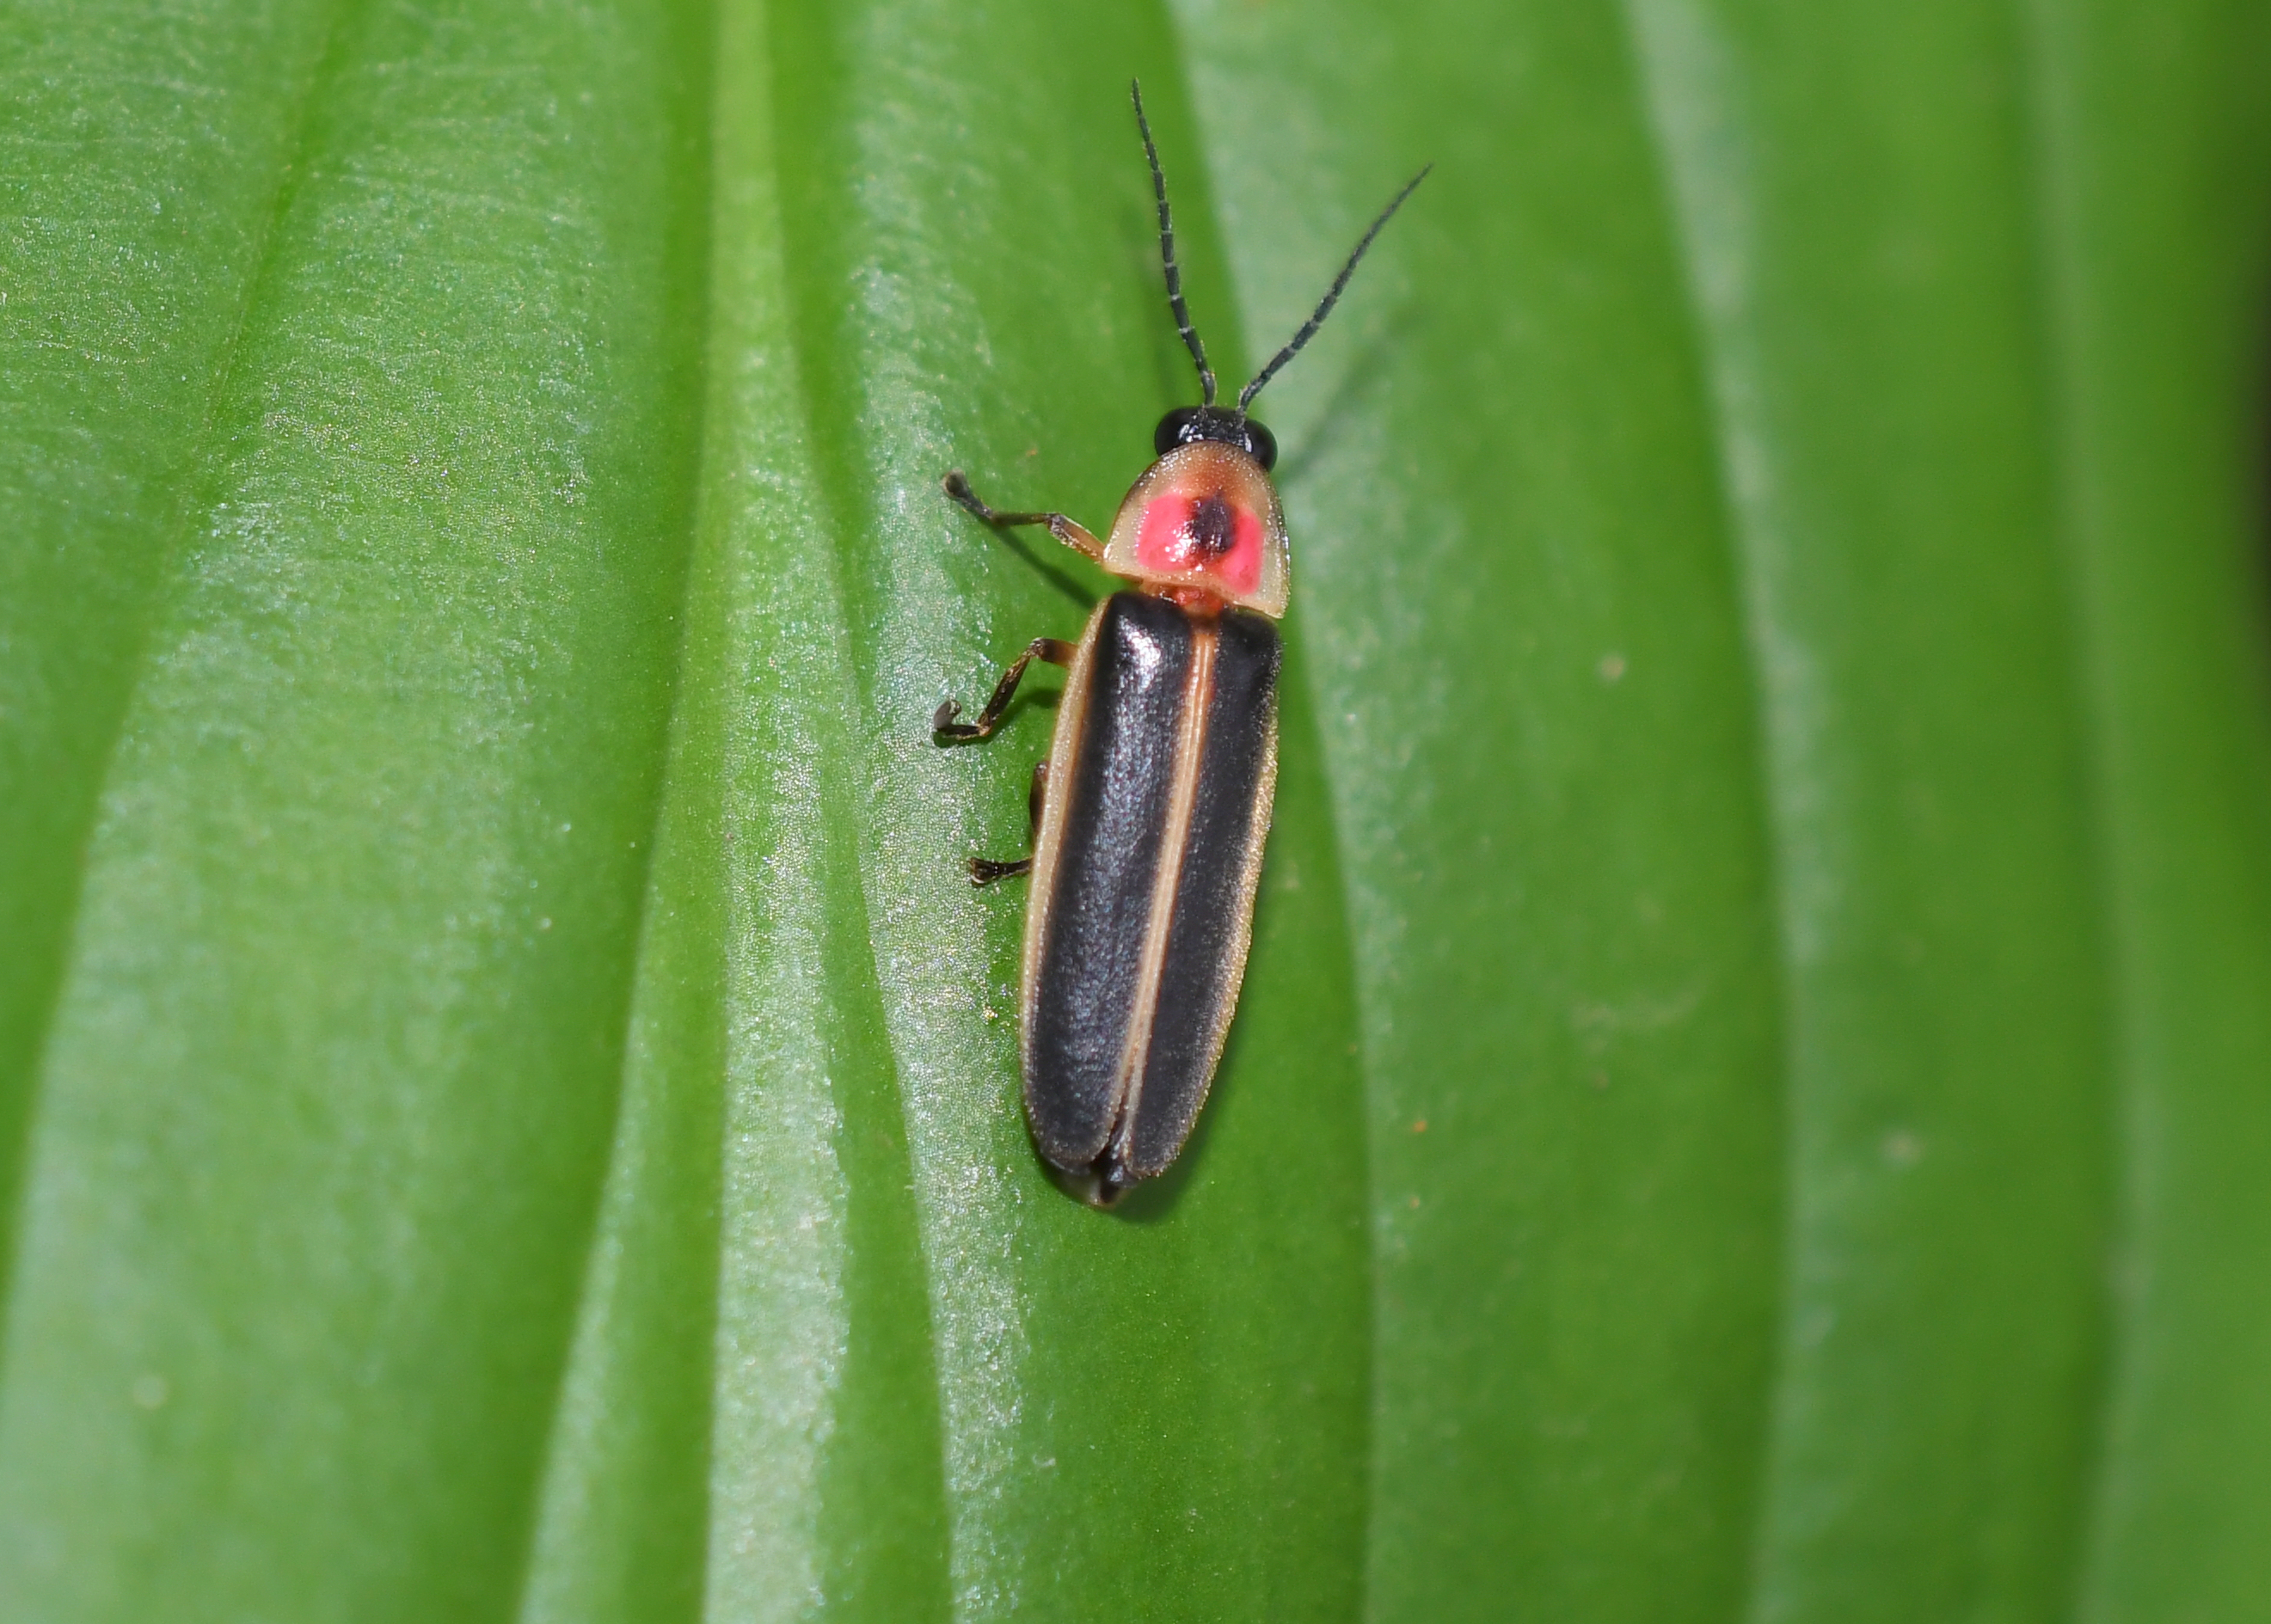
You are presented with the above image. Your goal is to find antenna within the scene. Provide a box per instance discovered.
[1238,164,1432,413]
[1131,80,1217,408]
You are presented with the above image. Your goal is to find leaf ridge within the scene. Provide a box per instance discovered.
[506,0,730,1613]
[1630,3,2125,1618]
[2010,4,2131,1619]
[1616,3,1819,1619]
[723,4,961,1615]
[0,0,365,1361]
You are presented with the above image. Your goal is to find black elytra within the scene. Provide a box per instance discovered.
[935,80,1426,1205]
[1023,596,1280,1186]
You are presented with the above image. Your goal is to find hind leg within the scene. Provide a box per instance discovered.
[967,757,1050,886]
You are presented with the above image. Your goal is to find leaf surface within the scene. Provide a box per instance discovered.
[3,1,2269,1621]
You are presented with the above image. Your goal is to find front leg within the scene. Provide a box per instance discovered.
[934,637,1075,742]
[943,470,1105,561]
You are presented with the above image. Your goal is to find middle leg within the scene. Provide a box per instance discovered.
[935,637,1074,742]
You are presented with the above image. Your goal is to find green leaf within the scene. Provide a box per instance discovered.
[3,0,2270,1621]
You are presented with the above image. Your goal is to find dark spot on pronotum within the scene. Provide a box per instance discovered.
[1190,493,1237,557]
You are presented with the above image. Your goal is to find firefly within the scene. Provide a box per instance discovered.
[937,81,1427,1206]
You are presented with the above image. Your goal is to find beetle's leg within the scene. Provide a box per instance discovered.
[943,470,1105,561]
[963,759,1050,886]
[934,638,1074,742]
[968,856,1034,885]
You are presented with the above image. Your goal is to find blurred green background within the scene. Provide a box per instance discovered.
[4,0,2271,1618]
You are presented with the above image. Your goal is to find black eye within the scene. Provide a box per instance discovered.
[1154,407,1204,457]
[1151,405,1278,471]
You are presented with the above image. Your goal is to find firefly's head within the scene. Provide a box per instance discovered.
[1119,81,1427,618]
[1153,404,1277,472]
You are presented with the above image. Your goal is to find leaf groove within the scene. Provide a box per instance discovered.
[0,0,361,1339]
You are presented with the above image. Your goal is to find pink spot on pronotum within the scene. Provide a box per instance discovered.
[1136,492,1264,596]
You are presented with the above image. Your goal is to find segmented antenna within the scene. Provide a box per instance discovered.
[1131,80,1217,407]
[1239,164,1433,412]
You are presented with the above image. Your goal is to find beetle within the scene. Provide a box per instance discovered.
[936,81,1426,1205]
